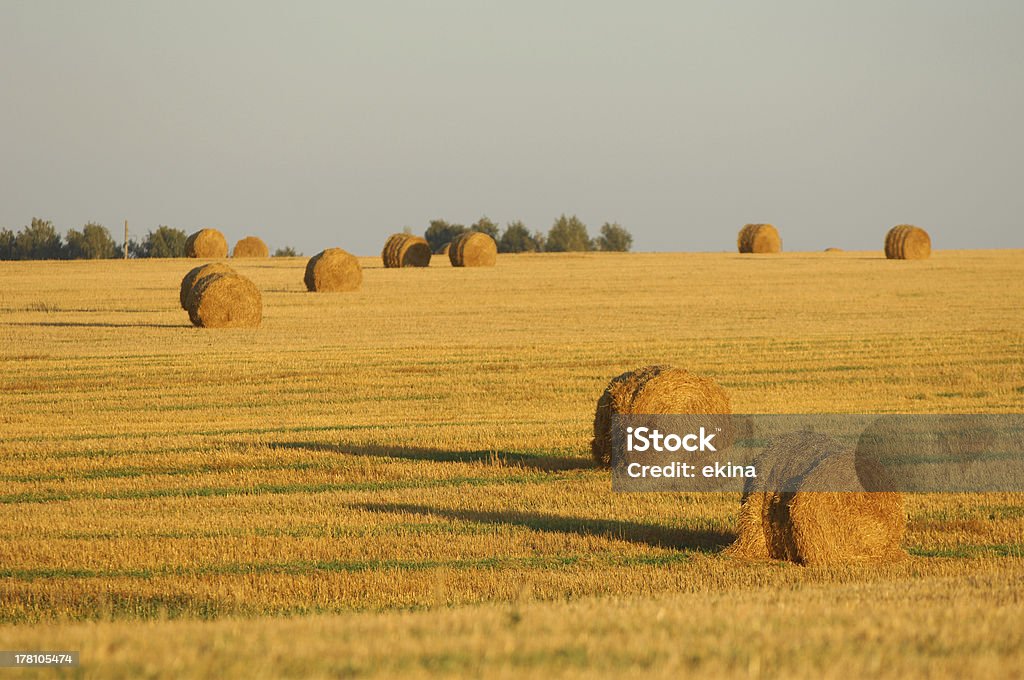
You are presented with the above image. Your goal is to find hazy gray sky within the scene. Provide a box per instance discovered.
[2,1,1022,255]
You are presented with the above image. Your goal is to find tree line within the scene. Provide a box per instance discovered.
[422,215,632,253]
[0,219,298,260]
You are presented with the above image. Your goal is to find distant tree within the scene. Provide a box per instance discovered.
[134,226,188,258]
[470,216,500,240]
[424,219,466,253]
[0,229,15,260]
[545,214,592,252]
[65,222,118,259]
[499,220,543,253]
[14,218,63,260]
[274,246,300,257]
[596,222,633,252]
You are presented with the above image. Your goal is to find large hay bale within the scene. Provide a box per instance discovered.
[731,430,906,566]
[179,262,235,310]
[233,236,269,258]
[185,229,229,258]
[768,451,906,566]
[727,431,839,560]
[591,365,732,468]
[304,248,362,292]
[382,234,432,268]
[884,225,931,259]
[186,272,262,328]
[737,224,781,253]
[449,231,497,267]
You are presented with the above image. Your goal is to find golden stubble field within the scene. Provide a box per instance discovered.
[1,250,1023,678]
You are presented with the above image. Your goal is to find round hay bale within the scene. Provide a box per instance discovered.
[304,248,362,292]
[382,234,432,268]
[449,231,497,267]
[727,431,839,560]
[179,262,235,310]
[737,224,781,253]
[773,451,906,566]
[590,365,732,468]
[884,225,931,259]
[185,229,229,258]
[232,236,269,258]
[186,272,262,328]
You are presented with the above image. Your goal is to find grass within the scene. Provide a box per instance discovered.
[0,250,1023,677]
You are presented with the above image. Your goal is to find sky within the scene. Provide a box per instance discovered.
[1,1,1022,255]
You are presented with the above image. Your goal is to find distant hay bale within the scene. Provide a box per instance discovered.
[730,431,906,565]
[179,262,235,310]
[449,231,497,267]
[438,242,451,255]
[185,229,229,258]
[232,236,269,258]
[186,272,262,328]
[737,224,781,253]
[824,247,843,252]
[884,225,931,260]
[382,234,432,268]
[304,248,362,292]
[591,365,732,468]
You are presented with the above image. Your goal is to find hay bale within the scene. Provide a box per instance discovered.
[179,262,235,310]
[185,229,229,258]
[233,236,269,258]
[772,451,906,566]
[824,247,843,252]
[590,365,732,468]
[730,431,905,565]
[884,225,931,259]
[304,248,362,292]
[737,224,781,253]
[186,272,262,328]
[727,431,839,560]
[449,231,497,267]
[382,234,432,268]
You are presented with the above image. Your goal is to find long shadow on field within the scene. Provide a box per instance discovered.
[266,441,594,472]
[5,321,182,328]
[353,502,731,553]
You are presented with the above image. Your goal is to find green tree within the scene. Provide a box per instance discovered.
[498,220,543,253]
[0,229,15,260]
[545,214,592,252]
[14,218,63,260]
[470,216,500,240]
[134,226,188,258]
[65,222,118,259]
[424,219,466,253]
[596,222,633,252]
[274,246,300,257]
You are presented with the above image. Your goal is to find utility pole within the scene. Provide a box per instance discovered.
[124,220,129,259]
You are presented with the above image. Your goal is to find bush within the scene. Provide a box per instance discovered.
[498,221,544,253]
[133,226,188,258]
[596,222,633,252]
[65,223,118,259]
[545,214,592,252]
[274,246,300,257]
[424,219,466,253]
[470,216,500,240]
[0,229,15,260]
[14,218,63,260]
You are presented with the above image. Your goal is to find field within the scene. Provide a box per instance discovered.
[1,250,1023,678]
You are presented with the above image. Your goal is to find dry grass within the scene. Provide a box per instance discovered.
[0,250,1022,676]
